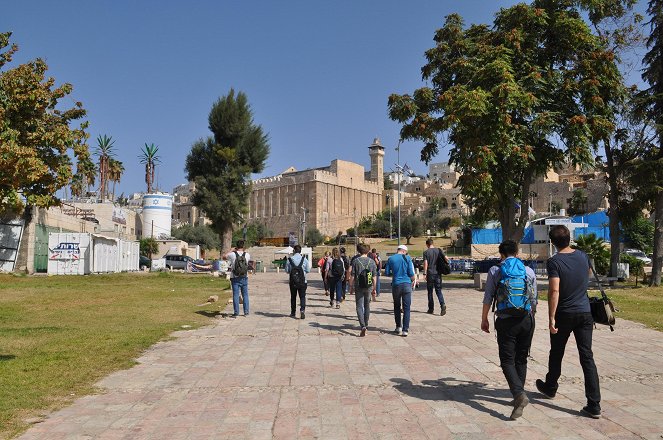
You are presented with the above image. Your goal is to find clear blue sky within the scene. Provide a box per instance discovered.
[1,1,647,197]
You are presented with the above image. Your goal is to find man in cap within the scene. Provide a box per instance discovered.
[384,244,416,336]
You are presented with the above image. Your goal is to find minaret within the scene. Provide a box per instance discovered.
[368,137,385,189]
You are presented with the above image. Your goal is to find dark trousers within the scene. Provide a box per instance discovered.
[545,312,601,409]
[495,314,534,397]
[321,271,328,292]
[426,274,445,312]
[290,284,307,314]
[392,283,412,331]
[329,277,342,303]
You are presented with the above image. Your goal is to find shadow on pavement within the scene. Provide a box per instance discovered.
[308,321,357,336]
[195,310,222,318]
[254,311,290,318]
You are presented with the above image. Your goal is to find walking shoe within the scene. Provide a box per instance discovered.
[581,405,601,419]
[427,310,434,314]
[330,301,334,307]
[402,330,408,337]
[360,327,366,337]
[289,313,296,318]
[440,305,447,316]
[336,302,340,309]
[300,311,305,320]
[394,327,402,335]
[510,393,529,420]
[535,379,556,399]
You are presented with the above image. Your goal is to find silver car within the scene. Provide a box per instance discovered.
[624,249,652,265]
[164,254,193,270]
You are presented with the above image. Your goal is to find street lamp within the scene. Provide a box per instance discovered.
[386,193,392,239]
[396,139,403,246]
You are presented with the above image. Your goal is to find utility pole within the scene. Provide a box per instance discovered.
[301,207,307,245]
[353,207,357,242]
[387,194,392,239]
[396,140,403,246]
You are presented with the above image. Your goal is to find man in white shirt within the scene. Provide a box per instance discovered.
[225,240,251,317]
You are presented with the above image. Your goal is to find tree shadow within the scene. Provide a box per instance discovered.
[254,311,290,318]
[0,354,15,361]
[308,321,357,336]
[195,310,221,318]
[391,377,578,420]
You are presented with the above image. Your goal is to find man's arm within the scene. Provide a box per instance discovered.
[285,258,291,273]
[481,267,498,333]
[548,277,560,334]
[481,303,491,333]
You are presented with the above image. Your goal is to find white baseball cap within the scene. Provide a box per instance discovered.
[397,244,408,252]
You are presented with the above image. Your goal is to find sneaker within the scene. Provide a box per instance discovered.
[289,313,296,318]
[336,302,340,309]
[330,301,334,307]
[535,379,556,399]
[510,393,529,420]
[427,310,434,314]
[394,327,402,335]
[581,406,601,419]
[402,330,408,337]
[360,327,366,337]
[300,311,305,320]
[440,305,447,316]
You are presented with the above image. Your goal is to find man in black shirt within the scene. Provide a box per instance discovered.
[422,239,449,315]
[536,225,601,419]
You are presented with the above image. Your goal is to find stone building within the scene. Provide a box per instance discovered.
[249,138,385,237]
[171,182,210,227]
[529,167,608,215]
[428,162,459,187]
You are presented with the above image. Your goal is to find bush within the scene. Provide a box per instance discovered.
[306,228,324,246]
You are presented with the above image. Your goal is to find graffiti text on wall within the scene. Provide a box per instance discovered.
[49,243,80,260]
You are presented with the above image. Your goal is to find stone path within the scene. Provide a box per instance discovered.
[18,272,663,439]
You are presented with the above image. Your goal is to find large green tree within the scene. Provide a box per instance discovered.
[0,32,93,212]
[186,90,269,251]
[388,1,633,242]
[640,0,663,286]
[172,224,221,256]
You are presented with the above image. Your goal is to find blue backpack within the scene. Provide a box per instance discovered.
[494,258,531,317]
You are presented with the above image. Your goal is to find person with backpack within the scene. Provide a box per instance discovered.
[325,247,345,308]
[285,245,310,319]
[384,244,416,336]
[340,247,351,300]
[318,251,330,295]
[536,225,602,419]
[422,238,450,315]
[225,240,251,317]
[349,243,378,336]
[481,240,537,420]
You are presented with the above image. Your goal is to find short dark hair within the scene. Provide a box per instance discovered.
[357,243,370,255]
[426,238,434,246]
[340,247,346,254]
[236,239,245,249]
[371,248,377,253]
[549,225,571,249]
[293,244,302,254]
[498,240,518,257]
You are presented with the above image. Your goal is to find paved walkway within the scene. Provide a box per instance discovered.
[19,272,663,439]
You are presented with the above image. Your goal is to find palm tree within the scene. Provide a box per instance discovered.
[139,143,160,194]
[573,233,611,274]
[95,135,116,200]
[108,158,125,202]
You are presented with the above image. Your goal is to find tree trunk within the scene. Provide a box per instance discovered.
[604,140,622,277]
[221,228,234,255]
[651,189,663,286]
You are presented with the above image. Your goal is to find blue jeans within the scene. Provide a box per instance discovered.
[392,283,412,331]
[355,288,371,328]
[426,273,445,312]
[375,275,381,296]
[329,277,343,303]
[231,276,249,315]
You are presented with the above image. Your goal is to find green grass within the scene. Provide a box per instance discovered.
[0,272,229,439]
[538,286,663,332]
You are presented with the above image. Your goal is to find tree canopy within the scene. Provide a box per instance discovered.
[172,224,221,251]
[0,32,93,213]
[186,89,269,251]
[388,1,633,241]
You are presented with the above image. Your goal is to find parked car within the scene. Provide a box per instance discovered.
[623,249,652,265]
[139,255,151,269]
[164,254,193,270]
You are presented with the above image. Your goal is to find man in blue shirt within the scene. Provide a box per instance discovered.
[285,245,311,319]
[384,244,416,336]
[481,240,537,420]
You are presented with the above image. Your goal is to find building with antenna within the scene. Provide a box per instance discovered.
[249,138,385,238]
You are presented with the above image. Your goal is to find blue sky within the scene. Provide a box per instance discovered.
[2,1,647,197]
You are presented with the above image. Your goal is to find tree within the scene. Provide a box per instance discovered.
[551,201,562,215]
[0,32,94,212]
[232,221,272,246]
[640,0,663,286]
[437,216,453,237]
[139,143,160,194]
[172,224,221,257]
[186,90,269,251]
[306,228,324,246]
[623,215,655,254]
[388,1,633,242]
[400,214,423,245]
[139,237,159,259]
[567,189,589,216]
[573,233,610,275]
[95,134,115,200]
[108,158,124,202]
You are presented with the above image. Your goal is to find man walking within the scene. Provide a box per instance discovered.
[423,238,449,315]
[225,240,251,317]
[384,244,415,336]
[370,248,382,300]
[349,243,378,336]
[340,247,351,300]
[536,225,602,418]
[481,240,537,420]
[285,245,310,319]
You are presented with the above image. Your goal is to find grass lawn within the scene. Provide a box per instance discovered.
[0,272,229,439]
[538,285,663,332]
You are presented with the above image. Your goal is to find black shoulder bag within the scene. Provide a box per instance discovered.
[588,264,616,331]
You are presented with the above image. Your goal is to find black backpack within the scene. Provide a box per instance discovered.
[289,257,306,288]
[435,248,451,275]
[232,251,248,277]
[357,258,373,288]
[331,258,345,278]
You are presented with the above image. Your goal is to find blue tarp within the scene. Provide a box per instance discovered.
[574,226,611,241]
[572,211,608,227]
[472,227,535,244]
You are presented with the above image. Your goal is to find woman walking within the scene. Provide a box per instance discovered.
[326,248,346,308]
